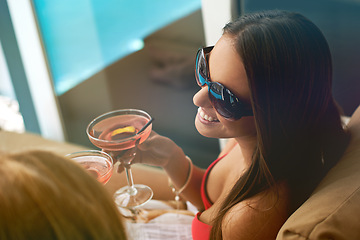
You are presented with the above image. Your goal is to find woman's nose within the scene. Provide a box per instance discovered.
[193,86,212,108]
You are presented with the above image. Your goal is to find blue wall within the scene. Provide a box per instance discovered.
[33,0,201,95]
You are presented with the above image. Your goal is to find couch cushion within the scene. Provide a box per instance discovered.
[277,106,360,240]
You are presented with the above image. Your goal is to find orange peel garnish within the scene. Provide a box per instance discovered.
[111,126,136,137]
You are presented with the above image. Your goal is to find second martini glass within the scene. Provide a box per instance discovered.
[87,109,153,209]
[66,150,113,184]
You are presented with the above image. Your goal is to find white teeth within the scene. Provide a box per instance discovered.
[199,110,205,118]
[198,108,218,122]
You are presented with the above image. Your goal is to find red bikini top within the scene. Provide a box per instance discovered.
[191,153,227,240]
[200,154,227,210]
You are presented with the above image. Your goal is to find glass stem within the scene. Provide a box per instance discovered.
[124,140,140,196]
[125,165,137,195]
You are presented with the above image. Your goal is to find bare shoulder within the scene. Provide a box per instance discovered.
[222,183,290,240]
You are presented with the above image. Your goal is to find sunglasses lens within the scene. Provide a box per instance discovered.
[209,83,252,120]
[208,83,235,119]
[195,51,207,86]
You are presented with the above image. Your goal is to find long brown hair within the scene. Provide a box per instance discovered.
[210,10,349,239]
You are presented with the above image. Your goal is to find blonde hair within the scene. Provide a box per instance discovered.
[0,150,127,240]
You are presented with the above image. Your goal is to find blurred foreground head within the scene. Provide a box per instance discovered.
[0,150,127,240]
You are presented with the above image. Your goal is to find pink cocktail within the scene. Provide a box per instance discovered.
[88,114,151,153]
[66,150,113,184]
[87,109,153,209]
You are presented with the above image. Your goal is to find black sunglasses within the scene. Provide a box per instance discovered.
[195,46,253,120]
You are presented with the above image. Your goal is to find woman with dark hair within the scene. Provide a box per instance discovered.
[116,10,349,239]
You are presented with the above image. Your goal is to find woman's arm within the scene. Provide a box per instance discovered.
[108,131,206,209]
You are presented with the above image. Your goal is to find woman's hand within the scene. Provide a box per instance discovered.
[116,131,185,173]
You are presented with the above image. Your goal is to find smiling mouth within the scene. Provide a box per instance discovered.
[198,108,220,122]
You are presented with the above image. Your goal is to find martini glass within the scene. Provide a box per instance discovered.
[66,150,113,184]
[86,109,153,209]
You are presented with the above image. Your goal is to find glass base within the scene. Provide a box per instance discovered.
[114,184,153,209]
